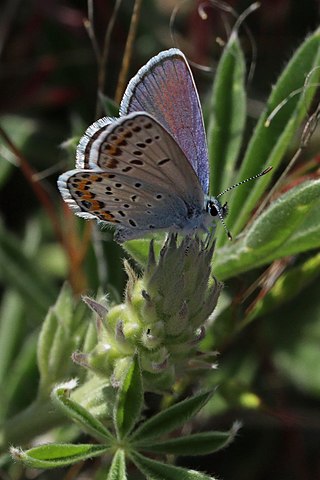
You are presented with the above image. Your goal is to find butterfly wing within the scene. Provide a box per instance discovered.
[76,116,115,169]
[120,48,209,194]
[58,113,205,242]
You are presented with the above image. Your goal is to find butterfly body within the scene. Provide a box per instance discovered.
[58,48,224,242]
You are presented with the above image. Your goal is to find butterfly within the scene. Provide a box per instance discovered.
[58,48,270,243]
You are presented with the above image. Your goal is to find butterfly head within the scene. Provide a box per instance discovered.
[205,167,273,241]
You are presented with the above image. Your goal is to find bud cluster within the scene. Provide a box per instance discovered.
[77,235,222,391]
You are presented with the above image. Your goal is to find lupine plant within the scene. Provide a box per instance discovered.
[1,4,320,480]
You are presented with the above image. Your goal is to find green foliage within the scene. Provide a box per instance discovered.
[11,356,236,479]
[11,444,109,469]
[214,179,320,279]
[0,221,57,317]
[207,33,246,195]
[51,381,113,442]
[225,28,320,241]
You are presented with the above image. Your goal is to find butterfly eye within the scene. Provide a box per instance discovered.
[207,201,218,217]
[206,199,227,218]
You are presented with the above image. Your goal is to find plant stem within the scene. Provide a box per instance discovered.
[115,0,143,104]
[0,400,66,451]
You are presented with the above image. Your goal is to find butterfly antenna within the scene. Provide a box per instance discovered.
[217,207,233,241]
[216,167,273,199]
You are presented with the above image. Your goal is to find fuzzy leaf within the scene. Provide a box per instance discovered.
[245,180,320,254]
[214,180,320,279]
[225,28,320,240]
[52,381,113,442]
[130,451,217,480]
[114,355,143,439]
[11,444,108,469]
[107,449,127,480]
[37,284,89,396]
[131,391,214,442]
[135,423,239,455]
[208,33,246,196]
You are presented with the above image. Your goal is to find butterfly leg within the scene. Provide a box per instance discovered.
[114,227,156,243]
[203,225,217,250]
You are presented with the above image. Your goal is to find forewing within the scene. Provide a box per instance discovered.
[58,113,204,237]
[120,48,209,194]
[82,112,203,200]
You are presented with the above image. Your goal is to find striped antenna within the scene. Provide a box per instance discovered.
[216,167,273,199]
[216,205,232,240]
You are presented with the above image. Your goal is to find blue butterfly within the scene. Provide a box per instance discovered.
[58,48,270,242]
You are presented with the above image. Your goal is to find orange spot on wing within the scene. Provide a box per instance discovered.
[105,158,119,168]
[100,212,117,222]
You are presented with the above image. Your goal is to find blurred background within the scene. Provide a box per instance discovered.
[1,1,320,479]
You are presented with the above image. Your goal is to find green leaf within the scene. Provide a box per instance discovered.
[245,180,320,254]
[135,423,239,455]
[0,377,115,450]
[214,180,320,279]
[52,381,113,442]
[208,32,246,196]
[131,391,214,442]
[225,28,320,240]
[37,284,89,396]
[72,376,116,421]
[130,451,217,480]
[244,251,320,325]
[107,449,127,480]
[114,355,143,439]
[10,443,108,469]
[0,221,56,316]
